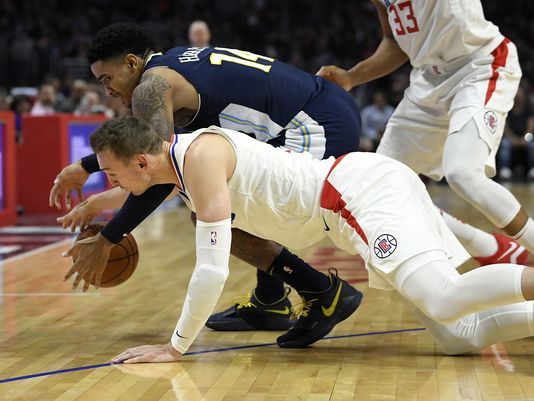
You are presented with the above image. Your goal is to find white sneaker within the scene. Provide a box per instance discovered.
[527,167,534,181]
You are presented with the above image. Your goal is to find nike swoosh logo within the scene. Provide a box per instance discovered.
[497,241,519,262]
[265,306,290,315]
[175,331,188,339]
[322,282,342,317]
[322,216,330,231]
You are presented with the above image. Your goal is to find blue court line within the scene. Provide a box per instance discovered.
[0,327,425,384]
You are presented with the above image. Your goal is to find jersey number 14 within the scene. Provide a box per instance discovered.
[209,47,274,73]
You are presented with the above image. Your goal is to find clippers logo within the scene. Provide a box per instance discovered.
[374,234,397,258]
[432,65,443,75]
[484,111,498,134]
[210,231,217,245]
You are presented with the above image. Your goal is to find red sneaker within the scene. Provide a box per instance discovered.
[475,234,529,266]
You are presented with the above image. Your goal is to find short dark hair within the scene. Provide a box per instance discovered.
[87,23,150,64]
[91,115,162,164]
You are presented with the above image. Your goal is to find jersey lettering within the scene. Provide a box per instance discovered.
[389,0,420,36]
[209,47,274,73]
[178,47,207,63]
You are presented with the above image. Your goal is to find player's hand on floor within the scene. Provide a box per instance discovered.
[63,233,114,292]
[316,65,352,91]
[57,197,101,232]
[112,343,182,364]
[49,161,90,210]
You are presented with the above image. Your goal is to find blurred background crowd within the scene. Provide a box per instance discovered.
[0,0,532,180]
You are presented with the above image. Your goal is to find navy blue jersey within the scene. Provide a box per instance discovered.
[145,46,361,158]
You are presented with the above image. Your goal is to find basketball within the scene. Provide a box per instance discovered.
[74,223,139,287]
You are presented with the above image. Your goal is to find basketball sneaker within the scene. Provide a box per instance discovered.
[475,233,529,266]
[205,288,293,331]
[276,269,363,348]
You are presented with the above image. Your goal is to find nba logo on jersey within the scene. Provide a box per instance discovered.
[210,231,218,245]
[484,111,498,134]
[374,234,397,258]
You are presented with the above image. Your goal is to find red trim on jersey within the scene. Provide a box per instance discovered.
[321,155,369,245]
[484,38,510,106]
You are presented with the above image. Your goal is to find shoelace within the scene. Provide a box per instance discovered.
[233,293,255,309]
[232,287,292,310]
[290,297,318,319]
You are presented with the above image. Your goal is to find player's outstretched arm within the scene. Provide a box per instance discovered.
[57,187,130,232]
[317,0,408,90]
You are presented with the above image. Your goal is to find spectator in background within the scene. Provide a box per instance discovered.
[30,84,56,116]
[188,20,211,48]
[44,76,69,111]
[105,96,129,118]
[74,89,113,118]
[497,85,534,181]
[61,79,88,112]
[10,94,32,142]
[360,91,393,152]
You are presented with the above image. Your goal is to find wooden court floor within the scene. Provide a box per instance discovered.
[1,183,534,401]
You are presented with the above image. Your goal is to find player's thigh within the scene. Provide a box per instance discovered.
[324,153,469,289]
[377,97,449,180]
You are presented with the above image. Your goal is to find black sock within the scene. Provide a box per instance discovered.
[268,248,330,294]
[254,270,286,303]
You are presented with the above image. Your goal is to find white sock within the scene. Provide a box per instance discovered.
[512,218,534,254]
[440,209,498,257]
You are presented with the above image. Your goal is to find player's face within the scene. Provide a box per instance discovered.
[97,149,151,195]
[91,56,140,108]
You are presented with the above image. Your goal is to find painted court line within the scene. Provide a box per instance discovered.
[0,292,102,297]
[0,327,425,384]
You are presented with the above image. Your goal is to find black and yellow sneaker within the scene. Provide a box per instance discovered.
[276,269,363,348]
[205,288,293,331]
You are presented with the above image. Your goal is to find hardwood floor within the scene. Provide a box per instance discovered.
[1,183,534,401]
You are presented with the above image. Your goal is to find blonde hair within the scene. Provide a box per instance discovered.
[90,115,162,164]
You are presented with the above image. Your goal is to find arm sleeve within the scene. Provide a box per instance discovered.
[100,183,175,243]
[170,218,231,354]
[80,153,101,173]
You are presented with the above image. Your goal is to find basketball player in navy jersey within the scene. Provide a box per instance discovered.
[50,23,361,332]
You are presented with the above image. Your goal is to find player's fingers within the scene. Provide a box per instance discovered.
[76,187,84,203]
[51,186,63,210]
[66,190,72,210]
[63,263,78,281]
[112,350,135,364]
[71,273,84,290]
[62,244,76,258]
[70,218,79,232]
[123,355,148,364]
[49,183,57,208]
[316,65,332,76]
[82,278,91,293]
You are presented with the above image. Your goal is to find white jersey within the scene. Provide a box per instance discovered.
[379,0,503,71]
[169,126,333,249]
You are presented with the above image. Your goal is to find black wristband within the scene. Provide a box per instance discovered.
[101,183,175,243]
[81,153,100,173]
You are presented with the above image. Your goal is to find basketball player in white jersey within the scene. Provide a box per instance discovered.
[318,0,533,267]
[64,116,534,363]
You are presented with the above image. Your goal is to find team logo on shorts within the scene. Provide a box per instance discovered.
[374,234,397,258]
[484,111,498,134]
[210,231,217,245]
